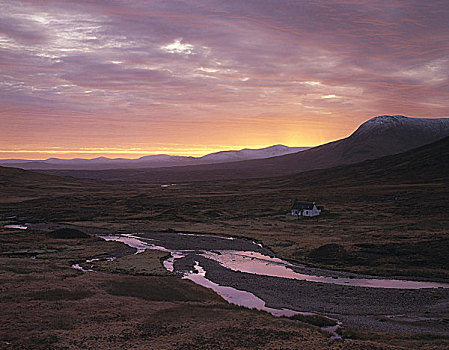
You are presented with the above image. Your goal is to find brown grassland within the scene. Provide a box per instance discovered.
[1,138,449,349]
[1,228,407,350]
[1,228,449,350]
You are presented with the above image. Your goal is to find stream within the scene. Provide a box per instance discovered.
[95,231,449,337]
[100,233,449,290]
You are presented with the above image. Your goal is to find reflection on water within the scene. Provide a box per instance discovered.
[71,263,93,272]
[179,232,236,240]
[184,261,299,317]
[100,234,302,317]
[4,225,27,230]
[101,233,449,290]
[203,250,449,289]
[101,234,169,254]
[163,252,185,272]
[89,231,449,338]
[98,233,348,336]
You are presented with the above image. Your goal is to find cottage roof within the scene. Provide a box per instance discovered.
[291,201,315,210]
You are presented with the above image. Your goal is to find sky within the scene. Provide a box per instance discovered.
[1,0,448,159]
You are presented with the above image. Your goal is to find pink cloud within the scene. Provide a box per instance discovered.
[1,0,448,156]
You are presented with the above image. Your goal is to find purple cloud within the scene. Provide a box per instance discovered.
[1,0,448,157]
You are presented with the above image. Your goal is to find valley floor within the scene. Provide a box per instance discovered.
[2,227,449,350]
[1,165,449,349]
[0,228,391,350]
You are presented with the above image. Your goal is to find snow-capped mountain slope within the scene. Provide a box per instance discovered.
[337,115,449,163]
[352,115,449,142]
[199,145,308,162]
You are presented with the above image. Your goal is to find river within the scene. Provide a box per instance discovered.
[97,231,449,337]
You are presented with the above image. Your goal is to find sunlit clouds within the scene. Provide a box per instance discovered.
[161,39,195,55]
[1,0,448,159]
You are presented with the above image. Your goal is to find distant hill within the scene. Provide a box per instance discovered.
[199,145,308,162]
[35,115,449,183]
[2,135,448,192]
[0,145,307,170]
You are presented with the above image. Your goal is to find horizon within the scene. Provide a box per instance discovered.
[1,1,448,159]
[0,143,309,161]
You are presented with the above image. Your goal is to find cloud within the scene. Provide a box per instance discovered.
[1,0,449,157]
[160,39,195,55]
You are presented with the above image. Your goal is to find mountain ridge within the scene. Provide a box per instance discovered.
[34,115,449,183]
[0,144,308,170]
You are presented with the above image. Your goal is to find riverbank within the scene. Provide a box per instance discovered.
[16,223,449,340]
[1,227,367,350]
[100,230,449,339]
[3,227,449,349]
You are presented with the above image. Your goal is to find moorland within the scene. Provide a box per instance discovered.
[1,135,449,349]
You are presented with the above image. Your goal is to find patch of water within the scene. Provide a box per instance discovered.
[71,263,93,272]
[100,235,167,254]
[179,232,236,240]
[72,256,115,272]
[322,321,342,339]
[163,252,185,272]
[184,261,299,317]
[86,257,115,263]
[98,234,304,316]
[97,233,342,337]
[100,233,449,290]
[4,225,27,230]
[252,241,264,248]
[202,250,449,290]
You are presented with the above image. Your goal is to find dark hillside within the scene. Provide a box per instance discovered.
[276,135,449,188]
[38,116,449,183]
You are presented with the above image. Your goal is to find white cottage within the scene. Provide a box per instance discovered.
[291,200,323,217]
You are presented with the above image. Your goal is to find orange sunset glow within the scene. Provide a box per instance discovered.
[1,1,448,159]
